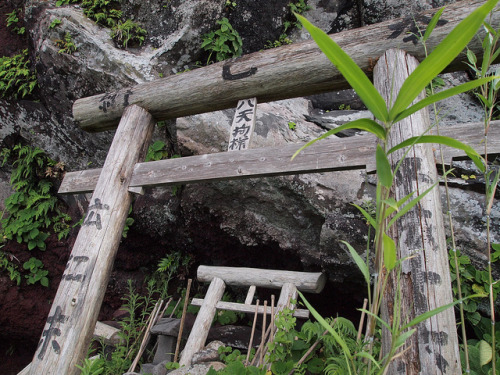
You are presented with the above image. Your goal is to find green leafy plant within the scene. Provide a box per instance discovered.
[287,121,296,130]
[0,249,21,285]
[291,0,499,372]
[75,357,105,375]
[157,251,191,285]
[425,76,445,95]
[6,9,25,35]
[461,321,500,375]
[81,0,122,28]
[49,19,62,30]
[217,345,249,365]
[23,257,49,286]
[0,145,70,251]
[145,140,169,162]
[265,1,309,50]
[111,19,147,48]
[265,33,293,49]
[449,247,499,326]
[121,205,134,239]
[0,49,37,99]
[265,305,300,374]
[79,266,177,374]
[225,0,237,10]
[56,0,80,6]
[207,360,266,375]
[55,32,77,54]
[338,103,351,110]
[461,18,500,375]
[201,17,242,64]
[214,293,245,326]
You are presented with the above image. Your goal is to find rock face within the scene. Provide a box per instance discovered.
[0,0,499,373]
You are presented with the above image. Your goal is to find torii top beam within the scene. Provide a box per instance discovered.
[72,0,499,133]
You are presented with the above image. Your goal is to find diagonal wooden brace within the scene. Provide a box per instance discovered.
[28,105,155,375]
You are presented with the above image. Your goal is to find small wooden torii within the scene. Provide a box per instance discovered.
[25,1,500,373]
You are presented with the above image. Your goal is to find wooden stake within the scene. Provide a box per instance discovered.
[245,299,260,366]
[259,300,268,366]
[174,279,192,363]
[270,295,275,344]
[129,299,164,372]
[251,299,289,367]
[250,318,272,367]
[160,297,173,318]
[28,105,155,375]
[357,298,368,343]
[169,297,182,318]
[288,329,329,375]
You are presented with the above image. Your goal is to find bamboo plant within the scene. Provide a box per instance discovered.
[293,0,499,372]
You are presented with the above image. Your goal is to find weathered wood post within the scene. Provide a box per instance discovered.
[29,105,155,375]
[179,277,226,367]
[374,49,460,374]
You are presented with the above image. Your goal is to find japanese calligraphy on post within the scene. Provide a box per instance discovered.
[228,97,257,152]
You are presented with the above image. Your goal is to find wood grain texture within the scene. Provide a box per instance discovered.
[58,134,375,194]
[28,105,155,375]
[179,277,225,367]
[245,285,257,304]
[190,298,310,319]
[93,321,122,346]
[375,49,459,374]
[228,97,257,151]
[58,119,500,195]
[73,0,499,132]
[276,283,298,313]
[17,321,121,375]
[197,265,326,293]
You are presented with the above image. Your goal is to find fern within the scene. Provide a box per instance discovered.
[1,145,71,284]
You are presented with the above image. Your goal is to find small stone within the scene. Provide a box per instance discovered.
[168,362,225,375]
[139,363,155,374]
[191,340,224,364]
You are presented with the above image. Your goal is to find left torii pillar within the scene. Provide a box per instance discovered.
[28,105,155,375]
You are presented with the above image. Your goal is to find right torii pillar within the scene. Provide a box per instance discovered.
[374,48,460,374]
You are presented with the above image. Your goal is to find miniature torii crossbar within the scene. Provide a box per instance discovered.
[26,1,500,374]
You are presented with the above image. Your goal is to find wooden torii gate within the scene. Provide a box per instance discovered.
[27,1,500,374]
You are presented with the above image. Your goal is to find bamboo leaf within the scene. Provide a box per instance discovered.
[352,203,376,228]
[291,118,386,160]
[396,191,416,208]
[298,291,353,360]
[358,308,392,332]
[295,13,389,122]
[383,197,401,219]
[376,144,393,188]
[341,240,370,285]
[383,233,397,271]
[383,198,398,212]
[422,7,445,42]
[388,181,438,228]
[393,76,498,123]
[353,351,381,368]
[388,0,500,121]
[394,328,416,349]
[387,135,485,172]
[400,296,482,331]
